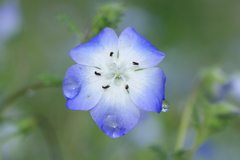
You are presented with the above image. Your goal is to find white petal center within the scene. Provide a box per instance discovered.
[93,51,141,91]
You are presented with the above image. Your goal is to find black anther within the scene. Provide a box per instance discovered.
[133,61,139,65]
[102,85,110,89]
[110,52,114,57]
[94,71,101,76]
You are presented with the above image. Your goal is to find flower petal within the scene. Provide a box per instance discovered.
[128,67,166,113]
[70,27,118,68]
[65,65,105,111]
[62,64,82,99]
[90,85,140,138]
[118,27,165,68]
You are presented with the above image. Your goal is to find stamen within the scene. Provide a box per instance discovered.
[109,75,117,86]
[111,75,117,81]
[133,61,139,65]
[121,75,129,90]
[102,85,110,89]
[110,52,114,57]
[94,71,101,76]
[120,75,127,83]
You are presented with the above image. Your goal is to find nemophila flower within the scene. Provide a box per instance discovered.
[63,27,166,138]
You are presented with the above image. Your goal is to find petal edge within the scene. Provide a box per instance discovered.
[128,67,166,113]
[118,27,165,68]
[70,27,118,68]
[90,85,140,138]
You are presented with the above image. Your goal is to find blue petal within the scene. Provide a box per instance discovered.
[62,65,82,99]
[118,27,165,68]
[90,85,140,138]
[128,67,166,113]
[64,65,105,111]
[70,27,118,68]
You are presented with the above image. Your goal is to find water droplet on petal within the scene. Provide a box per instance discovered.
[162,100,170,112]
[63,78,80,99]
[101,115,123,138]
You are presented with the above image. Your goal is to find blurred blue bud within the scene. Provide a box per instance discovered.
[0,0,22,45]
[229,73,240,102]
[201,68,230,102]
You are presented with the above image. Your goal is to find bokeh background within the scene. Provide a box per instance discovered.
[1,0,240,160]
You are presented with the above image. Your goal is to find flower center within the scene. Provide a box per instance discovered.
[94,52,140,91]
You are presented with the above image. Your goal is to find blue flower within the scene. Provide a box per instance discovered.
[63,27,166,138]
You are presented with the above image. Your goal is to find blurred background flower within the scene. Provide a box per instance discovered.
[230,73,240,101]
[0,0,22,46]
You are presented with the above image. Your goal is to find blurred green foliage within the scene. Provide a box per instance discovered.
[91,2,124,37]
[206,103,239,132]
[56,13,83,38]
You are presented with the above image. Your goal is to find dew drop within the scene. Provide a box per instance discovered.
[62,78,80,99]
[101,115,123,138]
[162,100,170,112]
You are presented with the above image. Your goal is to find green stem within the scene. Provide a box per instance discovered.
[186,127,208,159]
[0,81,61,114]
[35,113,63,160]
[174,80,201,152]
